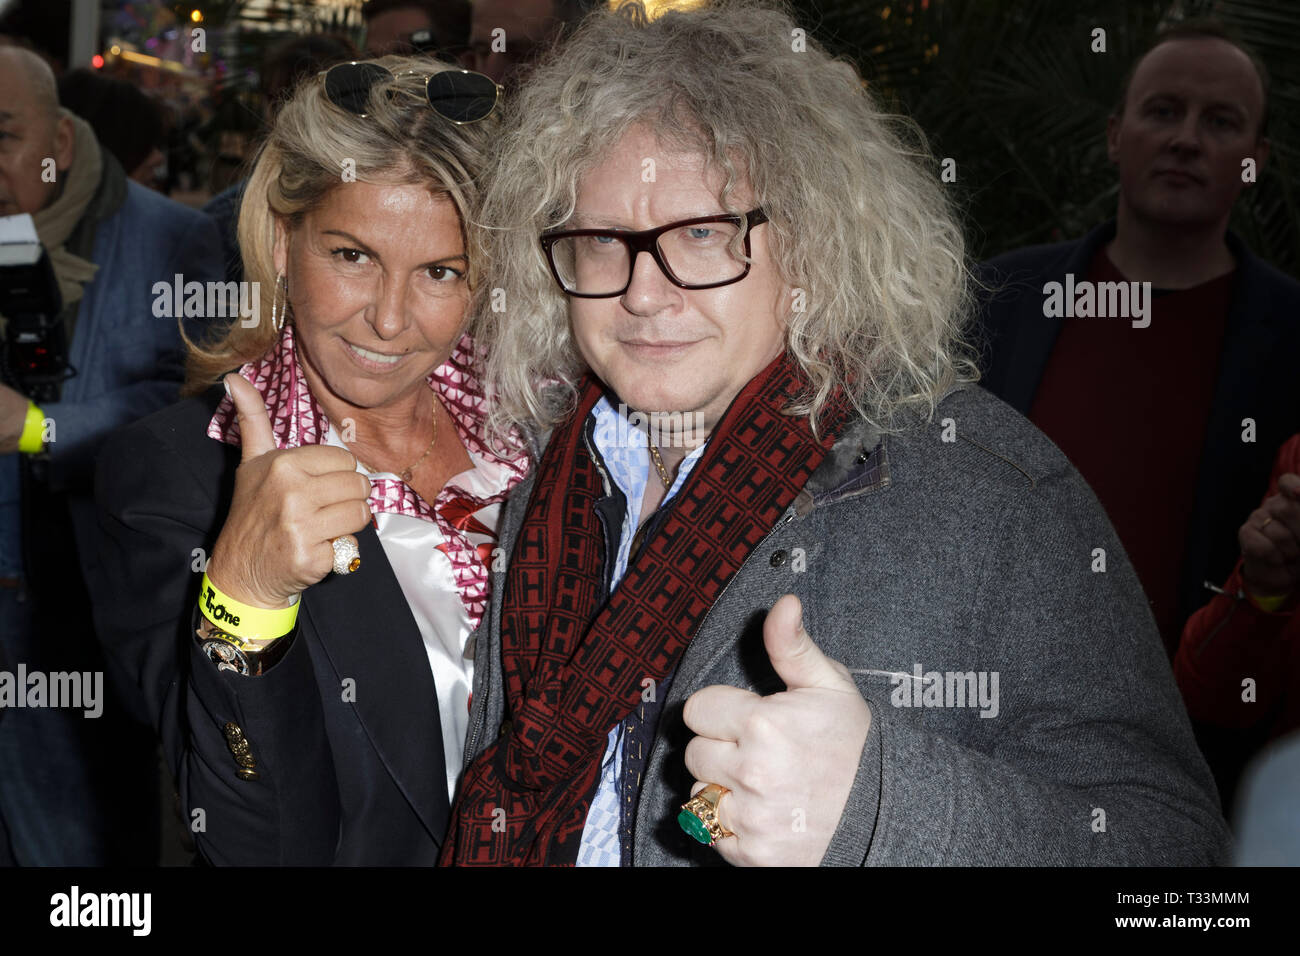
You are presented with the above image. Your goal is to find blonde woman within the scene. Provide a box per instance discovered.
[441,0,1229,866]
[93,58,527,865]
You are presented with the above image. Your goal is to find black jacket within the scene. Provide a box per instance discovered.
[974,221,1300,641]
[92,386,450,865]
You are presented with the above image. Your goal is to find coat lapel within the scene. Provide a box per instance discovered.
[995,224,1113,414]
[662,420,893,707]
[1179,236,1295,621]
[301,523,450,846]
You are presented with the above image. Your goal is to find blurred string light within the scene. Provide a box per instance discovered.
[191,9,203,22]
[101,43,190,74]
[617,0,708,18]
[603,0,928,24]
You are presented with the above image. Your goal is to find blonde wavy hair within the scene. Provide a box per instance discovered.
[183,55,496,394]
[475,0,978,438]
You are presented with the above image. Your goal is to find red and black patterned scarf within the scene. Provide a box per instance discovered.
[439,353,851,866]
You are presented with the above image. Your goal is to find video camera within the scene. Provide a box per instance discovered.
[0,214,73,405]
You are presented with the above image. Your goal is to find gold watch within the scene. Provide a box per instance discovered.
[195,614,292,677]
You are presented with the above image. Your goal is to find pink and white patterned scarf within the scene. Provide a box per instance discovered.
[207,324,529,629]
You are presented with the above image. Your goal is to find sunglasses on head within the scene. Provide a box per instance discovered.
[320,62,502,124]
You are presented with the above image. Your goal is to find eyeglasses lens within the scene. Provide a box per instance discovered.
[550,220,747,295]
[426,70,498,123]
[324,62,392,115]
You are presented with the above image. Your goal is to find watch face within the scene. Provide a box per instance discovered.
[203,639,250,676]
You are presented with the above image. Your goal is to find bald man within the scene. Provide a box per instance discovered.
[0,49,72,217]
[0,47,223,865]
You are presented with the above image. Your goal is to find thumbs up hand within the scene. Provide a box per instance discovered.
[206,373,373,610]
[681,594,871,866]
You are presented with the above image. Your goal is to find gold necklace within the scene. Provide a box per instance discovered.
[647,440,673,488]
[355,394,438,482]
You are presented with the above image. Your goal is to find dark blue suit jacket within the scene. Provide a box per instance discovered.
[92,387,450,865]
[974,220,1300,640]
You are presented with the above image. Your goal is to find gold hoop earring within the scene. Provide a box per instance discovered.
[271,273,287,331]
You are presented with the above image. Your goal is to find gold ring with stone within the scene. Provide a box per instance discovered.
[331,535,361,575]
[678,783,734,846]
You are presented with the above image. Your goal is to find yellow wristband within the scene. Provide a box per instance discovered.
[198,573,299,642]
[1245,588,1290,613]
[18,402,46,454]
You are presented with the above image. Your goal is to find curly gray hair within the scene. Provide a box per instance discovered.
[473,0,978,439]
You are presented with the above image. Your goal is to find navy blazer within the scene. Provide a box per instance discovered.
[91,387,450,865]
[974,220,1300,638]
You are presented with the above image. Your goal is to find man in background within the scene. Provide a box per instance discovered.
[58,69,169,189]
[974,22,1300,815]
[976,21,1300,658]
[0,46,223,864]
[469,0,588,85]
[363,0,471,59]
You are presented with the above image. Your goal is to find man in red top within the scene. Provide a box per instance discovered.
[976,21,1300,660]
[975,21,1300,813]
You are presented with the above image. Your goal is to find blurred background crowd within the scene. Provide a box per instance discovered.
[2,0,1293,268]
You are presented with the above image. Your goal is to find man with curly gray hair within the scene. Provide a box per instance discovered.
[442,0,1230,866]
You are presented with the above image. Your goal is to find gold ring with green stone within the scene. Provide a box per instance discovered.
[678,783,735,846]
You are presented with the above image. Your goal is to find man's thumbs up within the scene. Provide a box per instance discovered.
[763,594,854,692]
[225,372,277,461]
[682,592,872,865]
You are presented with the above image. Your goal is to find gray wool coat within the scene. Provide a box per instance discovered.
[460,383,1232,865]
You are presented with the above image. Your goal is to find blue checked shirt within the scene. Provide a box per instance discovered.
[576,398,708,867]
